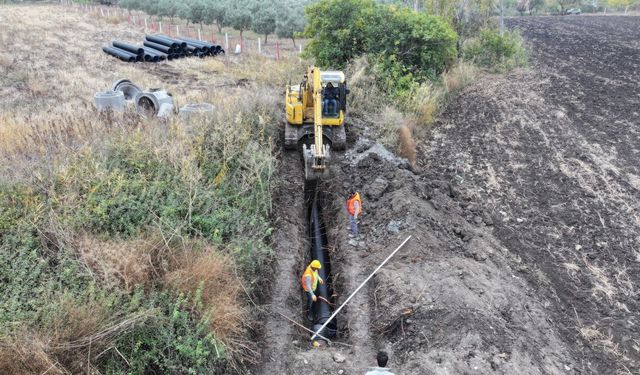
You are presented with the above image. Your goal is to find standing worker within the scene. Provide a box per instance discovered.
[301,259,324,321]
[347,191,362,238]
[364,351,395,375]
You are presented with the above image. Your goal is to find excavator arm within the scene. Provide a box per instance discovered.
[303,67,330,180]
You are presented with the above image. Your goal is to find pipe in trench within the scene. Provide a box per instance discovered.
[307,185,337,339]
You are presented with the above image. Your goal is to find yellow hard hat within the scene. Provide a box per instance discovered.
[310,260,322,269]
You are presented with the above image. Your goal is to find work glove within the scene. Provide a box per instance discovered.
[312,294,317,302]
[319,278,324,285]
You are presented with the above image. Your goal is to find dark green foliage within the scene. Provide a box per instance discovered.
[304,0,458,97]
[103,290,226,375]
[251,1,277,44]
[463,28,528,71]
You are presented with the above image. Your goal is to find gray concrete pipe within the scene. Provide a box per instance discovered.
[112,79,142,102]
[135,90,174,119]
[94,90,125,112]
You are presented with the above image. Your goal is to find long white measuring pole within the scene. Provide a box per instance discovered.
[310,235,412,340]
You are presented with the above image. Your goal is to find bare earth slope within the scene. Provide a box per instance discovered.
[418,16,640,374]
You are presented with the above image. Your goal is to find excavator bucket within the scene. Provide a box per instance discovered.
[303,144,331,181]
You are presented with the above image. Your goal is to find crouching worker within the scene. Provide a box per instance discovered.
[301,259,324,321]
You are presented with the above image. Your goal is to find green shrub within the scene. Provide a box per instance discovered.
[103,290,227,375]
[463,28,528,72]
[304,0,457,97]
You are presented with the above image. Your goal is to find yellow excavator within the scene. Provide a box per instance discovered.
[285,66,347,180]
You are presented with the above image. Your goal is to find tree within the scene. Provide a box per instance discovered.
[529,0,544,13]
[177,2,192,26]
[516,0,529,14]
[276,0,307,48]
[251,1,277,44]
[140,0,159,16]
[554,0,578,13]
[189,0,208,26]
[157,0,179,22]
[304,0,457,78]
[423,0,496,41]
[226,1,253,42]
[119,0,141,13]
[204,0,228,33]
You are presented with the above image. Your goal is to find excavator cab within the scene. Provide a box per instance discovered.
[285,67,347,181]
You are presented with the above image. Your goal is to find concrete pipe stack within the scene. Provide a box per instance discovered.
[102,34,225,63]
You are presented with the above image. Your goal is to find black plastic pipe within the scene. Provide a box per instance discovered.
[142,47,167,61]
[182,45,200,54]
[154,34,187,49]
[177,38,212,53]
[102,46,136,62]
[112,41,144,56]
[143,40,173,54]
[308,192,337,339]
[145,35,179,49]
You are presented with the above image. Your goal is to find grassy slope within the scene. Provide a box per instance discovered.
[0,4,304,374]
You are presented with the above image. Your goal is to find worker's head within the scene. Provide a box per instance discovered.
[310,260,322,270]
[351,191,358,198]
[376,351,389,367]
[327,82,334,88]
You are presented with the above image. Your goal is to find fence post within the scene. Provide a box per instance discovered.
[198,28,202,41]
[176,25,180,37]
[159,22,163,33]
[144,18,148,32]
[225,32,229,50]
[100,8,104,17]
[258,38,261,54]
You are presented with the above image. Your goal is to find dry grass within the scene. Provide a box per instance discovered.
[166,245,256,365]
[583,256,616,303]
[0,299,152,375]
[411,62,477,126]
[75,234,165,292]
[398,121,417,167]
[580,326,622,357]
[0,333,64,375]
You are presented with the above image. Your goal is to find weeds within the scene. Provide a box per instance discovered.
[463,28,528,72]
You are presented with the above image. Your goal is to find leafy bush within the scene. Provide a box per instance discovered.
[463,28,528,72]
[304,0,457,98]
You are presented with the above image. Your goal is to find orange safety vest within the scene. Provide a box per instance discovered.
[347,193,362,216]
[301,266,319,292]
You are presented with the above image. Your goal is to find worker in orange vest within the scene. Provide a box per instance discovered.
[301,259,324,321]
[347,191,362,237]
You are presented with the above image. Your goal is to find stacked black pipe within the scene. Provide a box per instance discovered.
[102,34,225,63]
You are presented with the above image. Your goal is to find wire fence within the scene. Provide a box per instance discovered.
[65,2,304,60]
